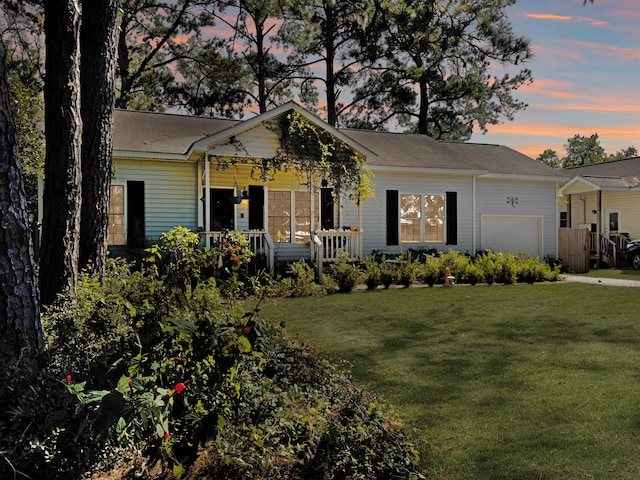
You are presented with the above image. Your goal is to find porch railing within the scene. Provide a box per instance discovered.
[200,230,275,275]
[589,232,630,267]
[311,229,363,276]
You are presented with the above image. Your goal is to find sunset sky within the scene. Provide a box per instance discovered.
[470,0,640,159]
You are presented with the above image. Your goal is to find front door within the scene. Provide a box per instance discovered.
[204,188,234,231]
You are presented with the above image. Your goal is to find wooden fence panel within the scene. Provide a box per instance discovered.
[558,228,589,273]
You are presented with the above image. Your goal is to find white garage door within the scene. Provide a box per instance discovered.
[481,215,542,257]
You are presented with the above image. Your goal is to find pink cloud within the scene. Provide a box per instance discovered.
[524,13,572,22]
[522,12,608,27]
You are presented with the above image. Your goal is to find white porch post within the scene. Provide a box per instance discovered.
[310,171,315,233]
[263,178,268,233]
[205,155,211,233]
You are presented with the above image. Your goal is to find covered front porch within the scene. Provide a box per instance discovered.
[561,176,635,270]
[193,104,374,275]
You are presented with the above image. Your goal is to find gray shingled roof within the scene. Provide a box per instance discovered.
[112,109,564,178]
[342,129,563,177]
[114,109,239,155]
[564,157,640,187]
[343,129,481,171]
[565,157,640,177]
[441,141,563,176]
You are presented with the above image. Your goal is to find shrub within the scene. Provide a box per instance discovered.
[380,261,397,289]
[330,256,361,293]
[2,227,425,479]
[419,254,442,287]
[500,252,519,285]
[273,260,323,297]
[363,258,382,290]
[438,250,471,283]
[474,250,500,285]
[465,263,483,285]
[518,255,560,283]
[397,254,418,288]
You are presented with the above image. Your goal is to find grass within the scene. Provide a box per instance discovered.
[256,283,640,479]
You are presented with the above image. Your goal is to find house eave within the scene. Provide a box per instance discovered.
[479,173,568,182]
[364,164,487,176]
[113,150,191,162]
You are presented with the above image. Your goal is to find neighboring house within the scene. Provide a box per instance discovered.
[42,102,565,273]
[560,157,640,266]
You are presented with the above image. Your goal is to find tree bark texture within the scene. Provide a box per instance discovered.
[40,0,82,306]
[0,43,42,360]
[79,0,120,277]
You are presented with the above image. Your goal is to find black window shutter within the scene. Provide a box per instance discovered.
[446,191,457,245]
[386,190,399,245]
[127,181,145,248]
[320,188,334,230]
[248,185,264,230]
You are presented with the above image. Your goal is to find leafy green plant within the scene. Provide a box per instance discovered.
[501,252,519,285]
[398,254,417,288]
[474,250,500,285]
[438,250,471,282]
[363,258,382,290]
[421,254,443,287]
[518,255,559,283]
[330,256,361,293]
[3,225,425,479]
[465,263,483,285]
[380,260,397,289]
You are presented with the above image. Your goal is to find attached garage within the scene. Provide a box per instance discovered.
[481,215,543,257]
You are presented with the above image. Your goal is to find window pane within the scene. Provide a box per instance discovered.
[400,194,421,242]
[295,191,312,243]
[268,190,291,242]
[424,195,445,242]
[107,185,125,245]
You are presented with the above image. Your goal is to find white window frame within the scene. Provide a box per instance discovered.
[400,192,446,243]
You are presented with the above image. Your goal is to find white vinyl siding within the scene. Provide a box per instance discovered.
[357,170,474,256]
[113,158,198,240]
[208,122,280,159]
[599,191,640,240]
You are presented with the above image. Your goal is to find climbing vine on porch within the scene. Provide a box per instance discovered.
[273,111,374,205]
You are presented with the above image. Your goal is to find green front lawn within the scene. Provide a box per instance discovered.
[257,284,640,479]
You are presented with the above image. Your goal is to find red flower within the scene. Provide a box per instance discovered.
[170,355,183,362]
[233,257,240,263]
[163,432,169,440]
[128,378,133,387]
[175,382,186,393]
[222,240,228,246]
[242,326,251,334]
[66,375,72,384]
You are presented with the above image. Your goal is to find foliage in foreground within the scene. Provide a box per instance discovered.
[0,227,422,480]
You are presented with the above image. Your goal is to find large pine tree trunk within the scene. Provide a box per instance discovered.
[79,0,120,277]
[0,43,42,360]
[39,0,82,306]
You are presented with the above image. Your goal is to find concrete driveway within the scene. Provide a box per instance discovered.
[562,275,640,287]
